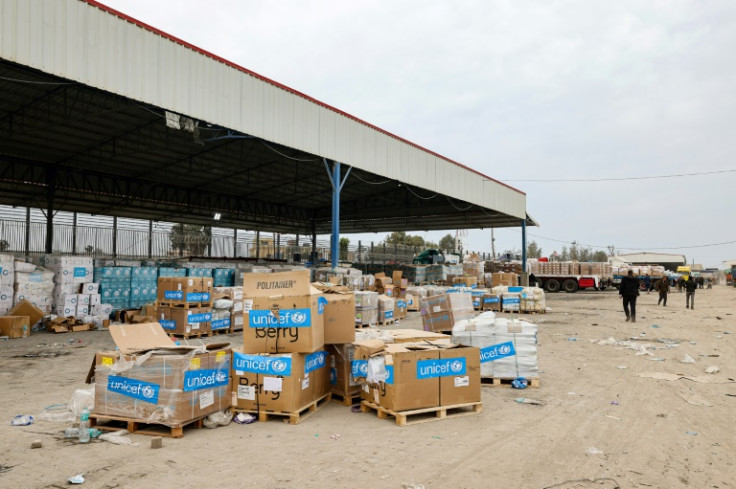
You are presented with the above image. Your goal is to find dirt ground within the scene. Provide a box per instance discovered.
[1,285,734,489]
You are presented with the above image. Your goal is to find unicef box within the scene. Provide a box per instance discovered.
[88,323,231,425]
[353,342,480,411]
[242,271,326,354]
[230,347,330,415]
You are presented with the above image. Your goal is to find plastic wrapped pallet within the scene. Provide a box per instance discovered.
[405,285,427,310]
[354,291,379,326]
[519,287,546,312]
[0,253,15,314]
[14,265,55,314]
[377,295,395,322]
[452,313,538,379]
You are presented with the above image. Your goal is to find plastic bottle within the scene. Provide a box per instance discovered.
[78,408,90,443]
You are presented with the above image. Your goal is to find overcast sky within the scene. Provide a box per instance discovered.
[101,0,736,268]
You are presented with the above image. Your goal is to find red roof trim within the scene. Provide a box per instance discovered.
[84,0,525,196]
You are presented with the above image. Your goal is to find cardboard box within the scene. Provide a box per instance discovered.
[439,346,481,406]
[231,347,329,414]
[388,329,451,343]
[157,277,212,305]
[395,299,407,320]
[327,344,361,397]
[311,284,356,344]
[492,273,518,287]
[0,316,31,338]
[482,294,501,311]
[156,306,212,336]
[242,271,325,354]
[7,299,44,328]
[88,323,231,425]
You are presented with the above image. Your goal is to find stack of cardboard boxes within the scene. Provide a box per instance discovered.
[420,292,476,333]
[42,255,94,315]
[0,254,14,315]
[129,267,158,309]
[153,276,213,336]
[354,291,378,327]
[231,270,333,418]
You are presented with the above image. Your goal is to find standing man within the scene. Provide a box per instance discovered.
[619,270,640,322]
[684,275,697,309]
[643,275,651,294]
[656,275,670,306]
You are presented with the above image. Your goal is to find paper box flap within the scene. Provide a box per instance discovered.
[353,339,386,356]
[8,299,44,326]
[311,282,352,294]
[109,322,183,354]
[243,270,311,297]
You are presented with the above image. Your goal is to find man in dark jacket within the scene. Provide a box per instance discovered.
[619,270,640,322]
[656,276,670,306]
[684,276,697,309]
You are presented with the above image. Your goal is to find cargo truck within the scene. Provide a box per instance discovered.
[528,261,613,293]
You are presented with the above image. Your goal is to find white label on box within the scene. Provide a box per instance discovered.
[235,370,244,376]
[178,283,182,290]
[237,385,255,400]
[363,384,369,393]
[199,390,214,409]
[186,325,191,333]
[191,323,200,330]
[243,299,253,312]
[188,279,193,287]
[454,376,470,387]
[263,376,282,392]
[302,377,310,390]
[433,306,440,313]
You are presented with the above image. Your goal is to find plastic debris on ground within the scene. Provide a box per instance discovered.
[11,414,34,426]
[685,431,698,436]
[511,377,528,389]
[705,366,720,374]
[330,434,341,440]
[98,430,138,446]
[586,447,604,455]
[203,410,233,429]
[68,474,85,484]
[515,397,542,405]
[679,354,696,364]
[233,413,256,425]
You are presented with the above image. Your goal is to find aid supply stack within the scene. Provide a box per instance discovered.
[0,254,14,315]
[377,295,395,325]
[354,291,379,327]
[13,263,54,315]
[129,267,158,309]
[42,255,94,315]
[232,270,330,423]
[154,276,213,337]
[452,311,539,383]
[87,322,231,434]
[213,286,243,332]
[94,266,132,313]
[405,286,426,311]
[519,287,546,312]
[420,292,476,333]
[354,339,482,426]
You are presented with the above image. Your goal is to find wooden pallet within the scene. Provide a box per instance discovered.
[406,307,420,312]
[156,301,212,309]
[497,309,546,315]
[168,330,211,340]
[331,391,362,407]
[209,328,231,336]
[228,326,244,333]
[360,400,482,427]
[378,318,396,326]
[231,393,331,425]
[90,413,206,438]
[356,322,378,329]
[481,376,541,388]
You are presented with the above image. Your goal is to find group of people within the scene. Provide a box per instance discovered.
[619,271,698,322]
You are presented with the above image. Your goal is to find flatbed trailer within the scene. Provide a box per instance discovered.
[533,275,611,293]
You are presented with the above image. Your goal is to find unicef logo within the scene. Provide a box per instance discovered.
[215,372,227,383]
[271,360,287,373]
[498,345,512,355]
[290,312,307,324]
[141,386,155,399]
[450,360,464,373]
[359,363,368,375]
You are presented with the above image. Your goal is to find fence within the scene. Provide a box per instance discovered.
[0,219,429,264]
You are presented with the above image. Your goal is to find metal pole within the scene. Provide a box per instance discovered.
[72,212,77,254]
[521,219,527,273]
[330,161,340,269]
[276,233,281,260]
[24,207,30,258]
[112,216,118,259]
[45,168,55,254]
[233,228,237,257]
[256,230,260,260]
[148,220,153,259]
[358,240,362,263]
[311,224,317,263]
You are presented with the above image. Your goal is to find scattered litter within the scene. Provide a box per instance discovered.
[716,335,724,339]
[31,440,42,449]
[10,414,34,426]
[651,324,659,328]
[610,400,619,405]
[726,394,736,398]
[679,354,696,364]
[699,354,719,357]
[64,428,80,438]
[350,405,362,413]
[586,447,604,455]
[685,431,698,436]
[40,403,74,423]
[233,413,256,425]
[68,474,85,484]
[511,377,528,389]
[567,337,577,341]
[515,397,543,405]
[689,341,697,345]
[637,372,735,384]
[402,484,425,489]
[330,434,341,440]
[646,358,666,362]
[150,437,163,449]
[605,415,621,420]
[616,365,628,370]
[724,331,732,334]
[705,366,720,374]
[203,410,232,429]
[431,435,442,439]
[678,391,712,407]
[98,430,138,446]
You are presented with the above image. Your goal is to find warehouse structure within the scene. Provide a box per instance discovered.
[614,252,687,272]
[0,0,535,267]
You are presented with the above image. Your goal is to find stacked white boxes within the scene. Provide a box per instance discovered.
[213,286,243,331]
[13,264,55,314]
[354,291,379,326]
[41,255,94,316]
[377,295,395,323]
[452,312,538,379]
[0,254,14,315]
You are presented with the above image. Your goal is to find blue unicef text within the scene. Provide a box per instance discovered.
[108,375,160,404]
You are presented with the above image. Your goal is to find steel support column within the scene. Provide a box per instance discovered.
[45,168,55,254]
[112,216,118,258]
[521,219,527,273]
[148,220,153,259]
[72,212,78,253]
[24,207,30,258]
[323,159,351,269]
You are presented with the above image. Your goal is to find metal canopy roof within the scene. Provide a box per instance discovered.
[0,0,535,236]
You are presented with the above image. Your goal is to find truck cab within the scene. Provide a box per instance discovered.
[676,266,691,281]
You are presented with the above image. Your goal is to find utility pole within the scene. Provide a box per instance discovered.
[491,229,496,260]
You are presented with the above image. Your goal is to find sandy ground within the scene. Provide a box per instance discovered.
[1,285,735,489]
